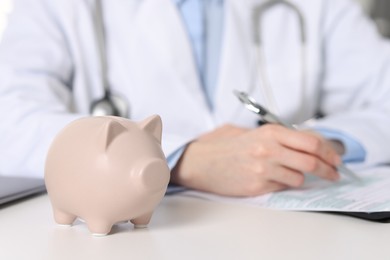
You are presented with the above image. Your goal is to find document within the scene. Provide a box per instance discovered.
[182,166,390,213]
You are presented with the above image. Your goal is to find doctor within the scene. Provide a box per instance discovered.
[0,0,390,196]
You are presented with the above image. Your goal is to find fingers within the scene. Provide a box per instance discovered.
[273,147,340,181]
[246,181,289,196]
[251,125,340,181]
[243,166,303,196]
[263,166,305,188]
[260,125,340,166]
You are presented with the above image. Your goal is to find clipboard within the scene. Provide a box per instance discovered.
[329,211,390,222]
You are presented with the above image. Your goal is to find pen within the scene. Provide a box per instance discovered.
[233,90,360,181]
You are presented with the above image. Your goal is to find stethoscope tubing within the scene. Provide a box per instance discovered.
[251,0,307,116]
[90,0,128,117]
[91,0,307,119]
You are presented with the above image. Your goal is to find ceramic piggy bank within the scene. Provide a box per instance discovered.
[45,115,170,236]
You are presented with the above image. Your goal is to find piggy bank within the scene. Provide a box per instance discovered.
[45,115,170,236]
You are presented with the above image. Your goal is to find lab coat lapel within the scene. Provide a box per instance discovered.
[134,0,211,112]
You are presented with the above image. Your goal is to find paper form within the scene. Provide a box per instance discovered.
[181,166,390,213]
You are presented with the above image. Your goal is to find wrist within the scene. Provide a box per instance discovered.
[170,141,197,186]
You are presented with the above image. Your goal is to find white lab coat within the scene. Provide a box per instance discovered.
[0,0,390,178]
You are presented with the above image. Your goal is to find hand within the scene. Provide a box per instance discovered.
[170,124,341,197]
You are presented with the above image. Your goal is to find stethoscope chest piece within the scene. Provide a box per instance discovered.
[91,0,129,118]
[90,91,129,118]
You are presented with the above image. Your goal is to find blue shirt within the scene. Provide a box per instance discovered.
[169,0,365,168]
[174,0,224,109]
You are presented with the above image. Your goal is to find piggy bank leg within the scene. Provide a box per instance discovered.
[130,212,153,228]
[86,220,113,236]
[53,208,77,226]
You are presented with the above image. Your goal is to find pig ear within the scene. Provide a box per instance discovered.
[138,115,162,144]
[99,120,127,151]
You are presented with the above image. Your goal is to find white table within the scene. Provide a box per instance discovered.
[1,194,390,260]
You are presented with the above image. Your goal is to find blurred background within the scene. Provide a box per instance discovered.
[0,0,390,41]
[0,0,12,43]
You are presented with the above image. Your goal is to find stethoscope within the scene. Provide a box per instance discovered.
[90,0,129,118]
[90,0,306,118]
[250,0,307,115]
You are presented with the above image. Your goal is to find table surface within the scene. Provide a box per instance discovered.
[1,193,390,260]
